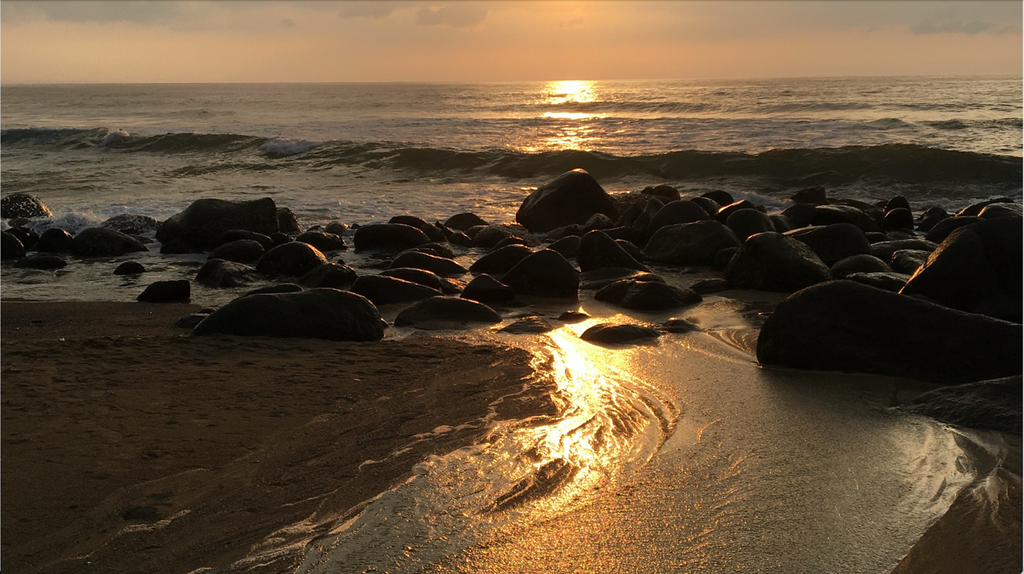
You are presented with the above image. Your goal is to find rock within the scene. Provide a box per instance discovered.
[409,243,456,259]
[13,254,66,270]
[36,228,75,253]
[472,223,536,248]
[70,227,148,257]
[647,200,709,233]
[196,259,261,288]
[389,215,428,229]
[884,196,911,213]
[662,318,701,333]
[101,214,159,236]
[6,227,37,251]
[157,198,279,251]
[784,223,871,266]
[978,202,1022,219]
[580,268,654,291]
[296,231,347,252]
[899,376,1022,434]
[584,212,616,231]
[581,323,661,345]
[830,254,891,278]
[350,275,442,306]
[256,242,328,277]
[558,310,590,323]
[916,207,948,232]
[844,271,909,292]
[615,202,644,227]
[381,267,444,290]
[1,231,26,260]
[137,280,190,303]
[715,200,758,223]
[244,283,303,297]
[725,209,775,242]
[889,250,931,275]
[214,229,275,250]
[174,313,209,329]
[461,274,516,305]
[270,232,292,246]
[812,204,881,233]
[1,193,52,219]
[641,184,681,202]
[768,214,794,233]
[469,245,533,275]
[544,224,585,242]
[956,197,1014,217]
[642,220,741,266]
[394,297,501,330]
[159,238,202,255]
[882,208,914,231]
[297,262,358,289]
[277,207,302,234]
[790,186,828,205]
[925,216,981,244]
[725,232,831,293]
[353,223,430,252]
[595,278,701,311]
[547,236,580,258]
[701,190,734,207]
[901,217,1022,322]
[499,316,554,334]
[601,226,645,245]
[114,261,146,275]
[689,196,721,218]
[444,212,488,231]
[616,239,643,262]
[690,278,730,295]
[757,280,1022,385]
[500,249,579,299]
[869,239,938,262]
[781,203,816,229]
[516,169,619,233]
[389,251,467,277]
[576,230,648,272]
[208,239,265,264]
[632,198,664,231]
[193,288,386,341]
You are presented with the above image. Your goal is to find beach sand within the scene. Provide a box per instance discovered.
[0,301,556,573]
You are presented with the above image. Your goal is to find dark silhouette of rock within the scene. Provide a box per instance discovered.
[595,278,701,311]
[642,220,741,266]
[461,274,516,305]
[409,242,456,259]
[159,237,203,255]
[208,239,265,264]
[1,231,26,260]
[351,275,442,306]
[214,229,275,250]
[757,280,1022,385]
[689,196,721,218]
[1,193,52,219]
[584,212,616,231]
[616,202,644,227]
[830,254,891,278]
[137,280,190,303]
[70,227,148,257]
[390,215,429,228]
[812,204,881,233]
[547,236,580,258]
[277,207,302,234]
[469,245,533,275]
[581,323,661,345]
[662,318,702,333]
[784,223,871,266]
[641,184,681,202]
[516,169,619,233]
[956,197,1014,217]
[916,207,948,232]
[701,190,734,207]
[899,376,1022,434]
[844,271,909,292]
[36,228,75,253]
[352,223,430,252]
[381,267,444,290]
[725,209,775,242]
[889,250,930,275]
[256,242,328,277]
[580,268,653,291]
[790,187,828,205]
[925,216,980,244]
[101,214,159,236]
[647,200,709,233]
[500,249,579,299]
[193,288,386,341]
[157,198,279,251]
[782,203,816,229]
[632,198,664,231]
[394,297,501,330]
[13,254,66,270]
[715,200,758,223]
[114,261,146,275]
[298,262,357,289]
[5,227,38,251]
[499,316,554,334]
[244,283,303,297]
[389,250,467,277]
[869,239,937,262]
[690,278,730,294]
[725,232,831,292]
[978,202,1023,219]
[769,214,794,233]
[577,230,648,272]
[883,207,915,231]
[472,223,536,248]
[296,231,347,252]
[444,212,488,231]
[196,259,261,288]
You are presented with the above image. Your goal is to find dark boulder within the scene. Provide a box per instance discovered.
[757,280,1022,385]
[137,280,191,303]
[544,224,585,242]
[389,215,428,229]
[1,231,26,260]
[843,271,909,293]
[394,297,501,330]
[499,316,554,334]
[297,262,358,289]
[869,239,937,262]
[925,216,980,244]
[701,190,734,207]
[444,212,488,231]
[642,220,741,266]
[689,196,721,218]
[898,376,1022,435]
[916,207,948,232]
[641,184,681,202]
[350,275,441,306]
[830,254,891,278]
[576,230,648,272]
[595,278,701,311]
[214,229,275,250]
[715,200,758,223]
[472,223,536,248]
[114,261,147,275]
[461,274,516,305]
[978,202,1022,219]
[37,228,75,253]
[889,250,931,275]
[256,242,328,277]
[160,238,203,255]
[208,239,265,264]
[408,242,456,259]
[6,227,38,251]
[381,267,444,290]
[662,318,702,333]
[584,212,616,231]
[70,227,148,257]
[690,278,730,295]
[580,268,654,291]
[1,193,52,219]
[547,235,580,259]
[812,204,881,233]
[725,209,775,242]
[901,217,1022,323]
[516,169,619,233]
[500,249,579,299]
[884,196,911,213]
[353,223,430,252]
[581,323,661,345]
[781,203,816,229]
[193,288,386,342]
[389,250,467,277]
[632,198,664,232]
[196,259,262,288]
[725,232,831,293]
[296,231,347,252]
[790,187,828,205]
[469,245,533,275]
[101,214,159,236]
[768,214,794,233]
[277,207,302,234]
[784,223,871,267]
[882,208,915,231]
[13,254,67,270]
[956,197,1014,217]
[647,200,709,233]
[157,198,279,251]
[244,283,303,297]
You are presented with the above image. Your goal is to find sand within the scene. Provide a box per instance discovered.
[1,301,556,573]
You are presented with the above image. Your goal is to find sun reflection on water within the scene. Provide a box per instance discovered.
[524,80,605,152]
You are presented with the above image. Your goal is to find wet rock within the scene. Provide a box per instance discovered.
[544,224,585,242]
[159,238,202,255]
[256,242,328,277]
[576,230,648,273]
[296,231,347,252]
[101,214,159,236]
[157,198,279,251]
[114,261,146,275]
[499,316,554,334]
[500,249,579,299]
[353,223,431,252]
[469,245,533,275]
[641,184,681,202]
[244,283,303,296]
[390,215,429,229]
[215,229,275,250]
[409,243,456,259]
[889,250,931,275]
[784,223,871,267]
[632,198,664,232]
[812,204,881,233]
[662,318,702,333]
[715,200,758,223]
[351,275,441,306]
[389,250,467,277]
[196,259,261,288]
[558,310,589,323]
[382,267,444,290]
[493,236,531,250]
[701,190,734,207]
[472,223,536,248]
[642,220,741,266]
[297,262,358,289]
[616,202,644,227]
[277,207,302,234]
[546,235,580,258]
[516,169,619,233]
[869,239,937,262]
[725,232,831,293]
[584,212,616,231]
[137,280,190,303]
[70,227,148,257]
[580,268,653,291]
[174,313,209,329]
[882,208,915,231]
[581,323,661,345]
[899,376,1022,434]
[193,288,386,341]
[461,274,516,305]
[781,203,816,229]
[36,228,75,253]
[13,254,66,270]
[1,231,26,260]
[616,239,643,262]
[725,209,775,242]
[757,280,1022,385]
[595,278,701,311]
[925,216,980,244]
[844,271,910,292]
[830,254,891,278]
[884,196,911,213]
[768,214,794,233]
[689,196,721,218]
[444,212,488,231]
[647,200,709,233]
[916,207,948,232]
[790,186,828,205]
[394,296,501,330]
[978,202,1022,219]
[208,239,265,264]
[1,193,52,219]
[956,197,1014,217]
[6,227,38,251]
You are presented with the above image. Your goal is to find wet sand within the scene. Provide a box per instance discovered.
[0,301,556,573]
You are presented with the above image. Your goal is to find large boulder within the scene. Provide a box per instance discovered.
[208,239,265,264]
[812,204,881,233]
[830,254,891,278]
[642,220,741,266]
[516,169,619,233]
[870,239,938,262]
[297,262,358,289]
[925,216,980,244]
[784,223,871,267]
[353,223,431,252]
[899,376,1022,434]
[725,232,831,292]
[576,230,648,272]
[193,288,386,341]
[296,231,346,252]
[157,198,279,251]
[196,259,261,288]
[461,274,515,305]
[101,214,159,236]
[901,217,1022,323]
[350,275,442,306]
[36,228,75,253]
[1,193,52,219]
[137,280,191,303]
[70,227,148,257]
[1,231,26,260]
[394,297,501,330]
[757,281,1022,384]
[647,200,709,233]
[725,209,775,242]
[500,249,579,299]
[256,242,328,277]
[469,245,534,275]
[389,251,467,277]
[595,278,701,311]
[444,212,488,231]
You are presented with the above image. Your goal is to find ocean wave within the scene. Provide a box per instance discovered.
[258,138,322,158]
[2,127,265,153]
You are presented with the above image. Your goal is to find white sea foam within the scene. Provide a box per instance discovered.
[259,138,321,158]
[100,128,130,146]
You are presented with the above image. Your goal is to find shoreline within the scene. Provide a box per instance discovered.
[0,300,557,573]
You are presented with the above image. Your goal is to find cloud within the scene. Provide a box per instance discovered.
[338,1,410,20]
[0,0,181,24]
[912,20,993,35]
[416,4,488,28]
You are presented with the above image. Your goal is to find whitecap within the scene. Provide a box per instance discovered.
[259,138,322,158]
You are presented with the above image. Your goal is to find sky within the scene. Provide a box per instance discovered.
[1,1,1021,83]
